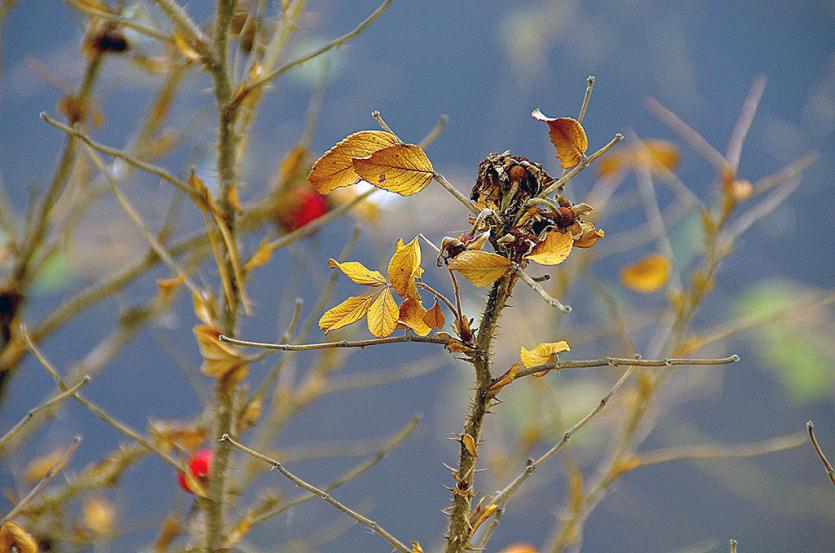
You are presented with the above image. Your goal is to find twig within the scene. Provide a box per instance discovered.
[578,75,595,123]
[0,376,90,448]
[417,281,459,319]
[245,416,420,526]
[433,172,480,214]
[325,354,448,393]
[153,0,210,57]
[419,114,448,148]
[220,434,411,553]
[646,97,729,173]
[515,354,738,380]
[750,153,815,198]
[726,75,766,171]
[726,177,801,241]
[539,134,623,197]
[220,333,473,353]
[66,0,174,44]
[371,110,398,138]
[807,421,835,487]
[514,266,571,312]
[239,0,393,102]
[729,539,737,553]
[635,431,806,468]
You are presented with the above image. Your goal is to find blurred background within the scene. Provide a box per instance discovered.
[0,1,833,551]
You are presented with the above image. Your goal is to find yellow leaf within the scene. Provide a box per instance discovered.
[488,363,520,396]
[193,325,248,381]
[352,144,435,196]
[635,139,680,174]
[423,300,446,329]
[532,109,588,168]
[328,258,387,286]
[308,131,399,194]
[244,238,276,272]
[367,288,399,338]
[412,542,425,553]
[157,275,185,300]
[462,433,478,457]
[192,292,217,327]
[319,295,374,334]
[0,520,39,553]
[520,341,570,376]
[399,298,431,336]
[82,496,116,535]
[150,421,208,453]
[388,238,422,299]
[499,544,538,553]
[573,221,605,249]
[447,250,512,287]
[621,254,671,293]
[24,448,65,483]
[526,230,573,265]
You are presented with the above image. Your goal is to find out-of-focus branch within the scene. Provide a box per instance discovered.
[514,354,739,380]
[807,421,835,487]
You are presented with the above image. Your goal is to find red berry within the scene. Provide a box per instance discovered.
[177,448,213,493]
[277,188,328,231]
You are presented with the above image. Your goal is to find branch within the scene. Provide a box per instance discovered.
[539,133,623,197]
[419,114,448,148]
[635,431,806,468]
[807,421,835,487]
[514,266,571,312]
[153,0,210,57]
[646,97,729,173]
[220,434,411,553]
[515,354,739,380]
[220,333,475,353]
[67,0,174,44]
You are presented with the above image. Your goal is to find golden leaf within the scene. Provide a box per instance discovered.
[620,254,671,293]
[499,544,538,553]
[526,230,573,265]
[308,130,399,194]
[352,144,435,196]
[462,433,478,457]
[193,325,248,381]
[399,298,431,336]
[24,448,64,482]
[532,109,588,168]
[447,250,512,287]
[367,288,399,338]
[319,295,374,334]
[172,29,201,62]
[151,421,208,453]
[488,363,520,396]
[388,238,422,299]
[423,300,446,329]
[573,221,605,249]
[412,542,425,553]
[597,139,680,177]
[192,292,217,327]
[82,496,116,535]
[328,258,387,287]
[157,275,185,300]
[520,341,570,377]
[244,238,276,272]
[0,520,38,553]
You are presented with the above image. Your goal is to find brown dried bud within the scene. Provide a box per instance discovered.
[557,196,572,208]
[508,164,529,182]
[554,206,575,228]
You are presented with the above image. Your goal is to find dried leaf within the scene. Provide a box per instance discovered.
[172,29,201,62]
[573,221,605,249]
[520,341,570,377]
[411,542,424,553]
[423,300,446,329]
[532,109,588,168]
[0,520,38,553]
[621,254,671,293]
[193,325,248,381]
[328,258,387,286]
[488,363,520,396]
[82,496,116,535]
[388,238,422,299]
[635,139,680,173]
[367,288,399,338]
[23,448,65,483]
[151,421,208,453]
[319,295,374,334]
[352,144,435,196]
[244,238,276,272]
[309,131,399,194]
[399,298,431,336]
[157,275,185,300]
[448,250,512,287]
[526,230,573,265]
[462,433,478,457]
[192,292,216,327]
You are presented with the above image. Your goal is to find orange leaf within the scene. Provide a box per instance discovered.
[532,109,588,168]
[447,250,512,287]
[621,254,671,293]
[499,544,538,553]
[412,542,425,553]
[319,295,374,334]
[388,238,423,299]
[308,130,399,194]
[520,341,570,377]
[0,521,38,553]
[399,298,431,336]
[488,363,520,396]
[635,139,680,174]
[573,221,605,249]
[423,300,446,329]
[367,288,399,338]
[526,230,573,265]
[193,325,248,381]
[462,433,478,457]
[328,258,387,286]
[352,144,435,196]
[244,238,276,272]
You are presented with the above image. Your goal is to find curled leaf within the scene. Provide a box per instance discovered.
[573,221,605,249]
[448,250,512,287]
[328,258,387,286]
[488,363,520,396]
[319,295,374,334]
[423,300,446,329]
[520,341,570,376]
[309,130,399,193]
[388,238,423,299]
[399,298,431,336]
[0,520,39,553]
[367,288,399,338]
[193,325,248,381]
[526,230,573,265]
[352,144,435,196]
[462,433,478,457]
[621,254,671,293]
[532,109,588,168]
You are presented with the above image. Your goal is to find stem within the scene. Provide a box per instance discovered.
[807,421,835,487]
[444,275,513,553]
[220,333,473,353]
